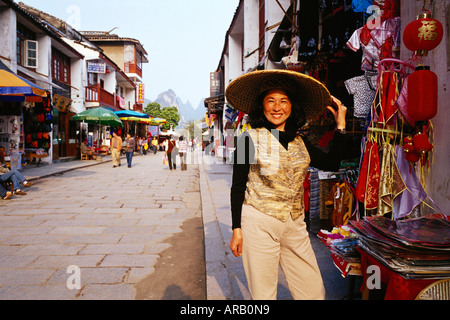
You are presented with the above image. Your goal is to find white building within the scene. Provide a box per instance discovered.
[0,0,147,163]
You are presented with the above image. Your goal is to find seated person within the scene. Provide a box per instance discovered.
[0,165,34,196]
[0,183,13,200]
[81,142,97,160]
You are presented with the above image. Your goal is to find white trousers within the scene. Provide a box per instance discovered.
[112,149,121,166]
[241,204,325,300]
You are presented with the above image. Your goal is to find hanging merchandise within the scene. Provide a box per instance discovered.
[402,136,421,164]
[403,9,444,57]
[395,76,415,127]
[407,66,438,122]
[378,70,399,125]
[23,94,53,153]
[402,9,442,123]
[377,141,406,216]
[355,140,380,211]
[351,0,373,13]
[394,145,428,220]
[370,17,401,60]
[412,123,434,168]
[344,72,377,118]
[346,25,381,71]
[401,8,443,174]
[375,58,415,126]
[325,182,355,227]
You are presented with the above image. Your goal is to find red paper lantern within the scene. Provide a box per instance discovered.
[407,66,438,122]
[413,132,433,153]
[405,151,420,163]
[403,11,443,56]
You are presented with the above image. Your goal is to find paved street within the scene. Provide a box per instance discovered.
[0,150,350,300]
[0,152,204,299]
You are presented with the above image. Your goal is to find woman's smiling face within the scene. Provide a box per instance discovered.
[263,89,292,131]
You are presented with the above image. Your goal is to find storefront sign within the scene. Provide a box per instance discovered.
[53,94,72,112]
[138,83,145,104]
[87,62,106,74]
[210,72,221,97]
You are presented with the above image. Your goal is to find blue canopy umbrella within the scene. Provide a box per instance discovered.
[115,110,149,118]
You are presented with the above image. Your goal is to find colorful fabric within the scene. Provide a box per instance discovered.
[377,142,406,216]
[393,145,427,219]
[356,141,381,210]
[345,74,377,118]
[347,27,381,71]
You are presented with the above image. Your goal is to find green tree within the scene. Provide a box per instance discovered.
[144,102,180,131]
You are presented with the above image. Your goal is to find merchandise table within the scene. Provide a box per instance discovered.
[358,248,445,300]
[24,152,48,165]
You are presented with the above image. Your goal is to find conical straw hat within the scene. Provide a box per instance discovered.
[225,69,331,120]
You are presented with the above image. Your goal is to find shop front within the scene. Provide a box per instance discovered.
[218,0,449,300]
[52,90,78,160]
[0,60,52,168]
[287,1,450,300]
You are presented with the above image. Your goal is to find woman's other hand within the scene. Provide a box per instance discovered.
[229,228,243,257]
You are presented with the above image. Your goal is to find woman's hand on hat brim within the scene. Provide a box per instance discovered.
[327,96,347,130]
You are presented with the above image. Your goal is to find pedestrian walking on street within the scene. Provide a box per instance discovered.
[166,135,177,170]
[226,69,351,300]
[125,133,136,168]
[178,136,188,171]
[111,131,122,168]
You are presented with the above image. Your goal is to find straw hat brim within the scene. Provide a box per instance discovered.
[225,69,331,120]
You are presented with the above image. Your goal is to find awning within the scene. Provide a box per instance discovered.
[70,107,123,127]
[119,116,166,126]
[204,94,225,114]
[0,60,47,100]
[115,109,149,118]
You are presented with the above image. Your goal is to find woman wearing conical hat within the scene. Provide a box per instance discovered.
[227,70,350,300]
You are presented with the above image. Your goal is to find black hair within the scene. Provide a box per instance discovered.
[179,136,184,141]
[247,89,306,133]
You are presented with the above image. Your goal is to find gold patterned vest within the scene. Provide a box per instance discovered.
[244,128,311,222]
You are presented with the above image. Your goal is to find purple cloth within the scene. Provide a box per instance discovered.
[393,146,427,220]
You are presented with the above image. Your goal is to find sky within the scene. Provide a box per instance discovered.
[19,0,240,108]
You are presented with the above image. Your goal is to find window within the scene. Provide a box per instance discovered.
[88,72,98,86]
[25,40,38,68]
[16,22,37,68]
[136,51,142,70]
[52,49,71,85]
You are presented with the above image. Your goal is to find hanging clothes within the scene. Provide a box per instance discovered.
[351,0,373,13]
[395,75,416,127]
[345,74,377,118]
[379,70,399,125]
[326,182,355,226]
[370,17,401,60]
[393,145,428,220]
[377,142,406,216]
[346,26,381,71]
[356,140,381,210]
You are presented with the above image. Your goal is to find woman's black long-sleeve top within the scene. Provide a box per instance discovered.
[230,129,350,230]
